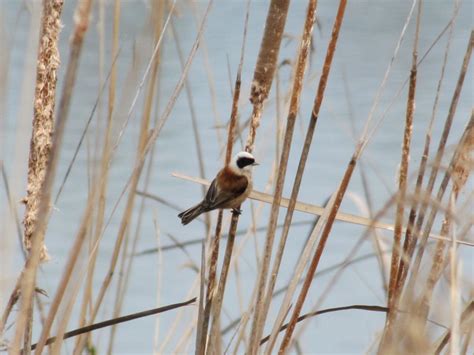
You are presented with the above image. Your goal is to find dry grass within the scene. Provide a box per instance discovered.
[0,1,472,354]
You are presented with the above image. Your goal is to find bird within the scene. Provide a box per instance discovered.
[178,151,258,225]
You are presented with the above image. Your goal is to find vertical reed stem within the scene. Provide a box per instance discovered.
[16,1,93,354]
[277,0,348,351]
[405,30,472,289]
[75,0,120,351]
[201,1,290,353]
[380,1,422,348]
[201,4,250,353]
[248,1,318,352]
[17,1,64,352]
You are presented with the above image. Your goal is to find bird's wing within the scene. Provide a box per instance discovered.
[204,178,219,206]
[203,170,248,210]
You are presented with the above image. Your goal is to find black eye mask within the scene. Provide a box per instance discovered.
[237,157,255,169]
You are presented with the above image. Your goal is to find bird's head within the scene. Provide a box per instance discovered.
[229,151,258,175]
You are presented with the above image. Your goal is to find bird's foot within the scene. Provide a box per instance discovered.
[232,208,242,215]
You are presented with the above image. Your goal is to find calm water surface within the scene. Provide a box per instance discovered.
[1,1,472,353]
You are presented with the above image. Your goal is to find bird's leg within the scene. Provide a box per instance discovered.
[232,208,242,215]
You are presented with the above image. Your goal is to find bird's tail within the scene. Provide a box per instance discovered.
[178,203,205,225]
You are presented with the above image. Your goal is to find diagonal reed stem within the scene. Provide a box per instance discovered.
[276,0,349,351]
[247,0,318,353]
[28,298,196,351]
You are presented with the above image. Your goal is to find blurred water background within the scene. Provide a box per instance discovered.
[0,0,472,353]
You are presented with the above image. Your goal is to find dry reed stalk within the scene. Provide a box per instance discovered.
[50,259,93,355]
[210,171,285,352]
[434,299,474,354]
[136,219,315,254]
[359,164,389,291]
[75,0,121,351]
[196,0,289,354]
[399,202,468,352]
[28,298,197,351]
[176,322,197,353]
[170,16,210,232]
[190,0,224,149]
[358,0,417,144]
[246,0,290,153]
[285,193,413,354]
[76,36,160,355]
[415,113,473,326]
[105,0,176,168]
[448,212,460,355]
[106,4,165,353]
[418,216,451,315]
[0,160,46,342]
[6,3,209,351]
[0,280,21,339]
[152,219,163,353]
[64,2,209,352]
[11,0,91,353]
[344,70,389,292]
[158,278,201,352]
[261,304,393,345]
[89,0,182,257]
[247,1,318,352]
[0,164,25,256]
[381,0,422,348]
[173,172,472,246]
[381,116,473,353]
[402,115,473,346]
[3,4,41,307]
[275,70,282,170]
[22,0,63,262]
[220,247,394,337]
[20,1,63,350]
[279,164,354,353]
[395,0,459,296]
[282,201,383,345]
[53,47,121,206]
[273,1,351,350]
[224,169,286,352]
[35,2,181,353]
[201,4,250,353]
[202,1,290,353]
[196,211,222,355]
[93,0,106,187]
[21,49,120,354]
[31,189,97,355]
[461,333,472,355]
[137,217,315,253]
[105,82,131,351]
[264,192,338,352]
[218,182,276,351]
[207,217,237,353]
[195,242,207,352]
[405,31,473,289]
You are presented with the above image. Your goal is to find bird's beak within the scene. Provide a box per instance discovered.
[252,162,259,166]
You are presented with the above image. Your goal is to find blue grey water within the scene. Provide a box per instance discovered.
[0,1,472,353]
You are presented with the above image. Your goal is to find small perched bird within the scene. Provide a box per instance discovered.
[178,151,258,225]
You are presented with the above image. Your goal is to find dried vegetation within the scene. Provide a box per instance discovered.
[0,0,472,354]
